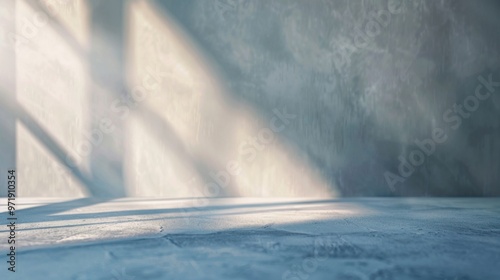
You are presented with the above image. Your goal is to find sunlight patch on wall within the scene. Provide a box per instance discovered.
[16,0,89,196]
[39,0,89,47]
[125,0,336,198]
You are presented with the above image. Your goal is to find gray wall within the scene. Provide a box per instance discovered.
[1,0,499,197]
[154,0,500,196]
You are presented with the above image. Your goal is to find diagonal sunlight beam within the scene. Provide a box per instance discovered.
[124,0,337,198]
[0,92,108,197]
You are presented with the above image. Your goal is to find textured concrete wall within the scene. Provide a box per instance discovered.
[151,0,500,196]
[1,0,499,197]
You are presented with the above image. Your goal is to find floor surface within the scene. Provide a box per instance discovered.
[1,197,499,280]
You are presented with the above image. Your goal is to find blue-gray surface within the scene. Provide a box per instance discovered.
[2,198,499,279]
[1,0,499,198]
[153,0,500,196]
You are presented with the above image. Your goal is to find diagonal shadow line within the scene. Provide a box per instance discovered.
[26,0,125,95]
[4,2,128,199]
[147,1,343,196]
[5,0,127,195]
[0,214,170,232]
[133,105,237,197]
[13,197,111,220]
[25,0,87,58]
[14,198,346,222]
[0,90,111,198]
[1,201,356,232]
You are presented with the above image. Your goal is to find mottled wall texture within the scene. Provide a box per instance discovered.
[0,0,499,197]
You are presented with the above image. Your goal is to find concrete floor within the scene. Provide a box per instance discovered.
[1,197,499,280]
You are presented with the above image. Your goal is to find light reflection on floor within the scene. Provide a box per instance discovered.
[1,197,499,279]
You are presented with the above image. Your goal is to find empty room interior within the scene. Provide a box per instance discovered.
[0,0,499,279]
